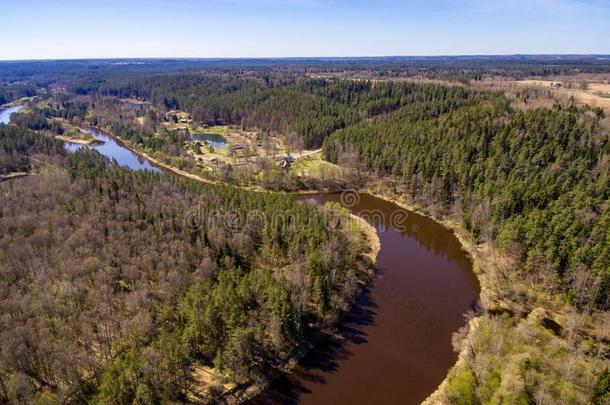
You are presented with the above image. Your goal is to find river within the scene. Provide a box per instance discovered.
[65,127,161,172]
[5,110,479,404]
[255,193,479,404]
[0,105,24,124]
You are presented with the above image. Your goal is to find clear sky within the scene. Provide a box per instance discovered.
[1,0,609,60]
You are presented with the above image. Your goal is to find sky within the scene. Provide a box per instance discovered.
[0,0,609,60]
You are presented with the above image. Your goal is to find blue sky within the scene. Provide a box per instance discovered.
[1,0,609,60]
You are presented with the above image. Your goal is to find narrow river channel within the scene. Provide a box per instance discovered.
[0,105,24,124]
[65,127,161,172]
[4,110,480,404]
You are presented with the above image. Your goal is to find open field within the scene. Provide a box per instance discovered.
[291,151,344,179]
[514,79,610,110]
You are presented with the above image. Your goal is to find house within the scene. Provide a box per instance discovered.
[279,155,295,168]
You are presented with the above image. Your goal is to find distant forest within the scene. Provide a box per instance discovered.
[2,55,610,82]
[75,76,477,149]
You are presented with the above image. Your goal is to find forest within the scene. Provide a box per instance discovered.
[323,91,610,308]
[2,55,610,86]
[0,83,36,106]
[9,73,609,309]
[320,87,610,403]
[72,75,482,150]
[0,128,371,402]
[0,124,64,174]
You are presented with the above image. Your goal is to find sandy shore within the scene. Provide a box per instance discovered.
[55,135,103,145]
[0,172,30,181]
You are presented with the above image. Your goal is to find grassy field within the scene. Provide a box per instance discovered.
[291,151,343,178]
[515,79,610,110]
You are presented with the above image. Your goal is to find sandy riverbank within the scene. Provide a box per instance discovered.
[0,171,30,181]
[55,135,103,145]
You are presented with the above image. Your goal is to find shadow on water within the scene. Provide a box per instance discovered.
[250,278,380,405]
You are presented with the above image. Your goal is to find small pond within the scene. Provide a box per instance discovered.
[191,132,228,148]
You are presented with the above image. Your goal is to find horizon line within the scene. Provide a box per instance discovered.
[1,53,610,63]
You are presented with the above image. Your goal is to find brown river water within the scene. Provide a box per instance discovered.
[12,110,480,404]
[252,193,480,404]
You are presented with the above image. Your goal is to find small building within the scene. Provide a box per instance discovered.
[279,156,295,168]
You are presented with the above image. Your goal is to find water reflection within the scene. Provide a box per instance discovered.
[191,132,228,148]
[65,127,160,173]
